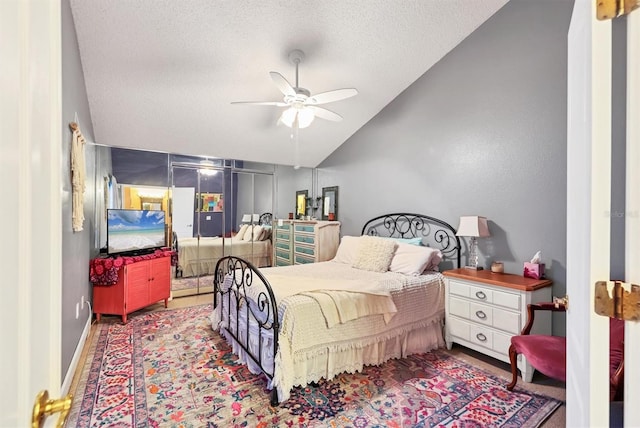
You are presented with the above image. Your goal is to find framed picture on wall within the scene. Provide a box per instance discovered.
[197,193,223,212]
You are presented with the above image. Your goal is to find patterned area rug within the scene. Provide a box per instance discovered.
[171,275,214,291]
[68,305,562,427]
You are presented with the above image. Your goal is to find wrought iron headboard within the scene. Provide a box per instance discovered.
[361,212,461,270]
[259,212,273,226]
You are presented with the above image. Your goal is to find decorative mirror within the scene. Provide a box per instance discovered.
[296,190,308,219]
[321,186,338,221]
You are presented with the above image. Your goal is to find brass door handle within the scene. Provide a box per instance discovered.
[32,390,73,428]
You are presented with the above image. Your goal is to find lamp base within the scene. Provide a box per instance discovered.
[464,266,484,270]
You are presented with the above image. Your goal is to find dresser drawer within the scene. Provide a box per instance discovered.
[294,245,315,256]
[276,231,291,241]
[294,224,315,233]
[447,317,510,355]
[275,249,292,260]
[294,234,315,244]
[448,279,520,310]
[449,296,520,334]
[275,257,291,267]
[275,241,291,251]
[295,254,314,264]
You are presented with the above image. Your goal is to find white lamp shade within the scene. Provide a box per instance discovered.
[456,216,490,237]
[241,214,251,223]
[252,214,260,222]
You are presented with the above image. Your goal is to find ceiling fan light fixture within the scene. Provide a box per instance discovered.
[297,107,315,128]
[280,106,315,129]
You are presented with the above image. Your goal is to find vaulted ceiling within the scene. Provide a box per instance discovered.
[70,0,508,168]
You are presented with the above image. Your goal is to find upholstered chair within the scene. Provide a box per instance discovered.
[507,302,625,401]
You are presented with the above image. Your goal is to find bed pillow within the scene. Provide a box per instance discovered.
[260,225,272,241]
[251,225,264,242]
[352,235,398,273]
[389,243,443,275]
[379,236,423,246]
[332,235,362,264]
[242,225,255,241]
[235,224,249,240]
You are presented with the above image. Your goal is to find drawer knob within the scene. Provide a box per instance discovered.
[475,310,487,320]
[476,333,487,342]
[475,291,487,300]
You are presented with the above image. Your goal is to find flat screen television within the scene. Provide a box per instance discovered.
[107,209,166,255]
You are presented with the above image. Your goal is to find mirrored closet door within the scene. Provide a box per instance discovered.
[170,161,275,297]
[171,162,225,297]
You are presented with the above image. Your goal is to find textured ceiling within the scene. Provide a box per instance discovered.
[70,0,508,168]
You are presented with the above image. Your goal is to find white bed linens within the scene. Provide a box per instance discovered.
[261,273,397,327]
[211,260,445,402]
[178,236,272,277]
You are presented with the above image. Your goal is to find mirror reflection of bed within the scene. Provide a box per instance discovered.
[171,212,274,297]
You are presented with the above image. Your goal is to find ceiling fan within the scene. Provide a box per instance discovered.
[232,49,358,129]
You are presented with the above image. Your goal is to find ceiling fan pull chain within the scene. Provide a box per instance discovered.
[292,119,301,169]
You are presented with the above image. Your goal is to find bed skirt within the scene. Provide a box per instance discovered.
[212,307,445,402]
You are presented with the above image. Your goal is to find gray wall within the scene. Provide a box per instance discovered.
[319,0,573,335]
[61,0,101,378]
[274,166,314,219]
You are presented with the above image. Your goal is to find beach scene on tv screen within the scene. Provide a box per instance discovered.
[108,210,165,253]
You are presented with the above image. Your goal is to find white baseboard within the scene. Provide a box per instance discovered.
[61,303,92,396]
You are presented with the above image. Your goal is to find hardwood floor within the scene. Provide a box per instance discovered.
[68,294,565,426]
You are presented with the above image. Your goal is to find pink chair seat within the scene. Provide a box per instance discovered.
[511,335,566,382]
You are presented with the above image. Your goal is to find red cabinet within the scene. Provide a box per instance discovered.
[93,256,170,323]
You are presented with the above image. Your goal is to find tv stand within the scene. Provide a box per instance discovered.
[92,255,171,323]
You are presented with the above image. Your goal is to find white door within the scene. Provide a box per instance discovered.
[567,1,639,426]
[172,186,195,238]
[0,1,64,426]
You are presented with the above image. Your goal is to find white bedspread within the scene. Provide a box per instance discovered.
[262,273,397,327]
[212,260,445,402]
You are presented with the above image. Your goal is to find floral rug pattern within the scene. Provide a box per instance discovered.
[68,305,562,427]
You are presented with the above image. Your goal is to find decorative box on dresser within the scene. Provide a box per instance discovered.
[273,220,341,266]
[93,255,171,323]
[442,268,553,383]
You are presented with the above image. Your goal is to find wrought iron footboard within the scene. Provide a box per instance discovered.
[213,256,280,405]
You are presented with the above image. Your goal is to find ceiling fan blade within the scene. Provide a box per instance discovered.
[231,101,288,106]
[308,106,343,122]
[306,88,358,105]
[269,71,296,96]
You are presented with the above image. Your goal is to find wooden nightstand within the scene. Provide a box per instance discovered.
[442,268,553,382]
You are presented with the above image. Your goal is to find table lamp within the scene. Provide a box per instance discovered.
[456,216,490,270]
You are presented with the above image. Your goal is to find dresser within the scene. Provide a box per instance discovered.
[273,220,341,266]
[442,268,553,382]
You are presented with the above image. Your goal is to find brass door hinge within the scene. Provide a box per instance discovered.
[597,0,639,20]
[594,280,640,320]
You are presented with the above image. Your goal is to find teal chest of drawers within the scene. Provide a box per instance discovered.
[273,220,340,266]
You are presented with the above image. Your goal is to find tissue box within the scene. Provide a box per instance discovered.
[523,262,545,279]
